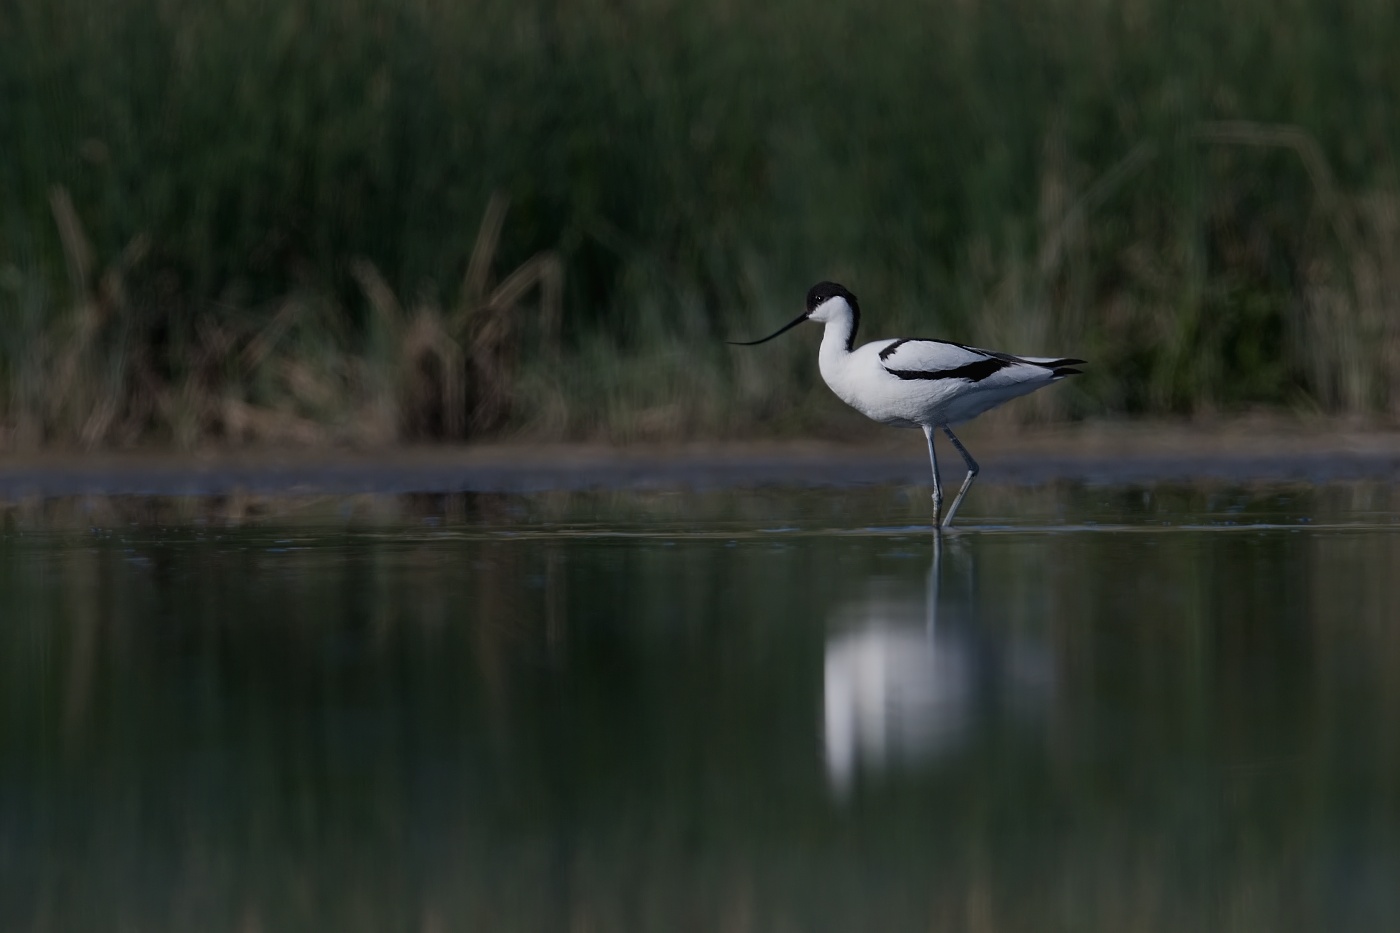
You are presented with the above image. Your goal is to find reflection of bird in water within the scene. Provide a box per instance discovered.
[822,536,1053,796]
[729,282,1084,526]
[823,607,972,794]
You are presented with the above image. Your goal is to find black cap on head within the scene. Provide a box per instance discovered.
[806,281,858,313]
[806,281,860,350]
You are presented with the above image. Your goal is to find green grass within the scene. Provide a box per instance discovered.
[4,0,1400,448]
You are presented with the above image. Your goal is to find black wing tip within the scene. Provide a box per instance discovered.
[1052,365,1084,378]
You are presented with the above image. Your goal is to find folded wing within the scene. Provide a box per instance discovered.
[877,339,1084,382]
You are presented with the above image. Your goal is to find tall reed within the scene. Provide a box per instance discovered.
[3,0,1399,447]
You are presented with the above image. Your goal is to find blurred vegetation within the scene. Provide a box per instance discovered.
[3,0,1400,448]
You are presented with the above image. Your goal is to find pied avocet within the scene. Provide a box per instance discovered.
[730,282,1084,527]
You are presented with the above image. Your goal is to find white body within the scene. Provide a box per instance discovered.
[812,296,1073,429]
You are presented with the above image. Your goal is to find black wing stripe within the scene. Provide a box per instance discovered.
[885,357,1010,383]
[878,339,911,361]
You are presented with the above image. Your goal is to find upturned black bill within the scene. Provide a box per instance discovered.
[726,312,809,346]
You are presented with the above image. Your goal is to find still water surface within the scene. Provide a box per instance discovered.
[3,483,1400,931]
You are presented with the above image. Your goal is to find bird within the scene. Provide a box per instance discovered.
[729,282,1084,528]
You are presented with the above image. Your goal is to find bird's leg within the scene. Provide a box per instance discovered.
[922,423,943,524]
[940,425,980,529]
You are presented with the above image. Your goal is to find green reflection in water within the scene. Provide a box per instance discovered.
[2,485,1399,931]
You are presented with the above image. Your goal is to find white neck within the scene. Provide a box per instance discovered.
[813,299,858,352]
[821,315,856,354]
[817,312,858,391]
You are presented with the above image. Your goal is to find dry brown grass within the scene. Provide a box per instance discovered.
[2,190,561,451]
[353,193,563,441]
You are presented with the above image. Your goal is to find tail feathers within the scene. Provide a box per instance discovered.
[1033,356,1086,379]
[1019,354,1086,368]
